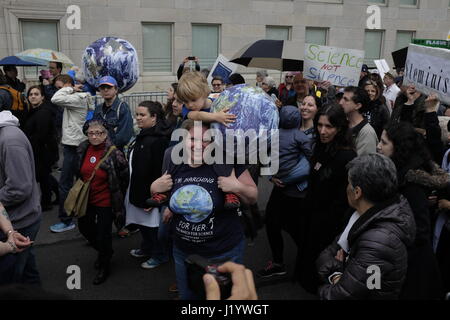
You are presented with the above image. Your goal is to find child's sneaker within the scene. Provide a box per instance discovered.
[224,193,240,210]
[257,261,287,278]
[146,192,169,207]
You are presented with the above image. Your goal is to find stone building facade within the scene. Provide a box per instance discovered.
[1,0,449,92]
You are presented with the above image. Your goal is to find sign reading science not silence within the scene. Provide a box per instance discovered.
[304,44,365,87]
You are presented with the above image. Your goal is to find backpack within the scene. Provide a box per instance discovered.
[0,86,28,112]
[0,86,29,126]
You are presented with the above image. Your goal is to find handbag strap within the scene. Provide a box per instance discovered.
[87,146,116,182]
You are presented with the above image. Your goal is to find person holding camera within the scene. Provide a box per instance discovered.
[177,56,200,80]
[203,262,257,300]
[151,120,258,300]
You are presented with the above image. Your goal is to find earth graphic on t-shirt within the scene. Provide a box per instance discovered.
[170,185,213,223]
[210,84,279,161]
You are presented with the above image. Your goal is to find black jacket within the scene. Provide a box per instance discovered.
[297,147,357,293]
[266,87,279,99]
[128,121,171,208]
[23,101,59,180]
[317,196,416,300]
[364,99,390,139]
[6,76,25,93]
[398,164,447,299]
[391,93,427,129]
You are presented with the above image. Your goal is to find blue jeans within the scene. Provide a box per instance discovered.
[140,226,168,261]
[12,218,41,284]
[58,145,79,224]
[0,254,17,285]
[173,239,246,300]
[158,206,173,256]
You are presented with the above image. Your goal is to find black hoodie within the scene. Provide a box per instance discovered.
[128,120,171,208]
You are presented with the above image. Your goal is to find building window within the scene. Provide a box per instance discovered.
[364,30,384,66]
[396,31,415,50]
[192,24,220,70]
[305,27,328,45]
[143,23,173,72]
[399,0,418,6]
[307,0,343,3]
[21,20,59,78]
[266,26,291,41]
[368,0,386,4]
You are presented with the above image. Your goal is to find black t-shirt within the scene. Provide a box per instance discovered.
[169,163,246,257]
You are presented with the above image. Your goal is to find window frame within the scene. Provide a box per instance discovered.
[266,25,292,41]
[191,23,221,70]
[141,22,174,75]
[305,27,329,46]
[364,29,385,67]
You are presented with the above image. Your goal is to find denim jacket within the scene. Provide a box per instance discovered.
[94,97,134,150]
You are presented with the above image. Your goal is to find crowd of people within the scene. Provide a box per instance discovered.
[0,56,449,301]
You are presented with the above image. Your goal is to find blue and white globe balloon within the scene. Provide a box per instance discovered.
[82,37,139,93]
[210,84,279,160]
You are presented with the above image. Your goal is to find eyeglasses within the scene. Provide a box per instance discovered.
[87,131,105,137]
[285,76,294,78]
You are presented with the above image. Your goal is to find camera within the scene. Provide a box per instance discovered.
[40,69,51,80]
[185,254,232,300]
[188,56,196,60]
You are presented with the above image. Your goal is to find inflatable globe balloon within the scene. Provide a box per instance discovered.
[210,84,279,161]
[82,37,139,93]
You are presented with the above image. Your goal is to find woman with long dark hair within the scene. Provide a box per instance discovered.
[296,103,357,294]
[378,121,445,299]
[164,83,179,127]
[23,85,59,211]
[127,101,172,269]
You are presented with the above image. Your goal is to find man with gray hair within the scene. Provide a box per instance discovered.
[316,153,416,300]
[261,76,279,98]
[256,70,268,88]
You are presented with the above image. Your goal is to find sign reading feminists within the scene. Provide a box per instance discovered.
[405,44,450,105]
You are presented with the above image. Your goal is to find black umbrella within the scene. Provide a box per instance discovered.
[230,40,303,71]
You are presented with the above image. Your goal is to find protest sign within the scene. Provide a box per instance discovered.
[304,44,365,87]
[207,54,237,86]
[374,59,390,79]
[404,44,450,105]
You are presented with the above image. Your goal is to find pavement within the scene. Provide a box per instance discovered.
[32,174,317,300]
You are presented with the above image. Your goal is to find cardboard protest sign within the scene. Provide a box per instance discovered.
[207,54,238,86]
[404,44,450,105]
[374,59,390,79]
[304,44,365,87]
